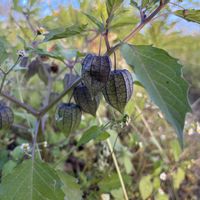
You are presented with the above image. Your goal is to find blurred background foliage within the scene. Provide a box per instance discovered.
[0,0,200,199]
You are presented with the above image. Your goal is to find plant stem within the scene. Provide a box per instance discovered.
[39,77,82,116]
[106,139,129,200]
[105,2,168,56]
[0,91,39,116]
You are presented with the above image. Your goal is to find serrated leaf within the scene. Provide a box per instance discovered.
[121,44,191,147]
[0,159,65,200]
[44,24,88,41]
[83,13,104,31]
[57,171,82,200]
[139,175,153,200]
[77,125,107,146]
[175,9,200,24]
[106,0,124,16]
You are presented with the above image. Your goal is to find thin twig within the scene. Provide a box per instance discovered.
[0,91,39,116]
[0,57,21,92]
[106,139,129,200]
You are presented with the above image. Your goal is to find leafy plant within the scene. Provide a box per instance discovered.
[0,0,199,199]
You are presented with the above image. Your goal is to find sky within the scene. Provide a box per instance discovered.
[0,0,199,35]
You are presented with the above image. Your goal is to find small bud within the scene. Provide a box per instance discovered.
[160,172,167,181]
[20,143,30,152]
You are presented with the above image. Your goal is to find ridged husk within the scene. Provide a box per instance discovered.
[55,103,82,136]
[81,54,111,97]
[0,104,14,129]
[102,69,133,113]
[73,84,100,116]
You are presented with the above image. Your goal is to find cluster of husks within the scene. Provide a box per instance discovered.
[81,54,111,97]
[81,54,133,113]
[55,53,133,136]
[0,103,14,130]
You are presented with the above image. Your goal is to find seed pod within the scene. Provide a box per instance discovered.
[73,84,100,116]
[81,54,111,97]
[55,103,82,137]
[0,104,14,129]
[102,69,133,113]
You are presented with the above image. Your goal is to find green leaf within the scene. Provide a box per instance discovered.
[57,171,82,200]
[28,47,65,62]
[0,159,65,200]
[0,38,8,64]
[2,160,17,177]
[95,131,110,142]
[121,44,191,147]
[78,125,107,146]
[10,146,24,161]
[130,0,139,9]
[106,0,124,16]
[170,139,181,162]
[142,0,150,8]
[155,192,169,200]
[98,173,121,192]
[44,24,88,41]
[175,9,200,24]
[172,167,185,189]
[83,13,104,31]
[109,16,137,29]
[139,175,153,200]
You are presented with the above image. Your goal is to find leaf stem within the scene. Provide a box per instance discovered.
[32,119,42,160]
